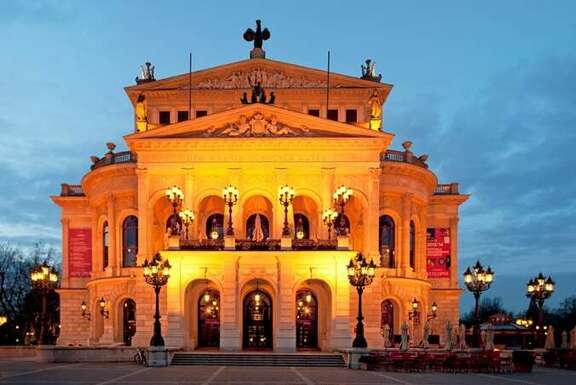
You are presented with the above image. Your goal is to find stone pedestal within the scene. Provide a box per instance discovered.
[224,235,235,250]
[147,346,169,367]
[341,348,370,369]
[337,235,350,250]
[250,48,266,59]
[280,236,292,250]
[167,235,180,250]
[369,118,381,131]
[35,345,55,363]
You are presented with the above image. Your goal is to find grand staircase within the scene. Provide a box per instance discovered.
[171,352,346,367]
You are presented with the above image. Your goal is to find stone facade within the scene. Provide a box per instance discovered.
[52,55,468,352]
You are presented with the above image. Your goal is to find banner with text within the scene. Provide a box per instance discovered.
[426,228,451,279]
[69,228,92,277]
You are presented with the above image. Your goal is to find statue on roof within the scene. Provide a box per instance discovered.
[136,62,156,84]
[361,59,382,82]
[244,19,270,59]
[135,94,148,132]
[240,82,275,105]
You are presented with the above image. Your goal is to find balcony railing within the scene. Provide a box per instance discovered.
[91,151,136,170]
[178,238,337,251]
[60,184,85,197]
[292,239,337,250]
[180,239,224,251]
[434,183,460,195]
[381,150,428,169]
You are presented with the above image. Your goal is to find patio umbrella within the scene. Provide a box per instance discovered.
[545,325,556,350]
[400,321,409,352]
[252,214,264,241]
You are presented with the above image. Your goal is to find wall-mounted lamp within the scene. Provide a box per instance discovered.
[98,297,110,319]
[80,301,91,320]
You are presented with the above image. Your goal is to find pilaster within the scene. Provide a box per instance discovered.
[106,194,116,274]
[449,217,459,288]
[366,167,380,260]
[61,218,70,288]
[136,168,149,265]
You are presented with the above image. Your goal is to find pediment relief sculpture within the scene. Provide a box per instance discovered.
[204,113,309,137]
[196,68,327,89]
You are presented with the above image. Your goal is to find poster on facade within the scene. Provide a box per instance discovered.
[426,228,450,278]
[69,228,92,277]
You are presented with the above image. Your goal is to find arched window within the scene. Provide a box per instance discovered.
[122,299,136,346]
[409,220,416,270]
[381,300,394,341]
[335,214,350,236]
[205,213,224,240]
[293,213,310,240]
[102,221,109,270]
[122,216,138,267]
[379,215,395,267]
[246,214,270,241]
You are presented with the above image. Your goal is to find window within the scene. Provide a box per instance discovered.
[379,215,395,268]
[409,221,416,270]
[293,213,310,240]
[345,109,357,123]
[102,221,109,270]
[246,214,270,241]
[122,216,138,267]
[307,109,320,117]
[327,109,339,121]
[196,110,208,118]
[177,111,189,122]
[159,111,171,125]
[206,214,224,240]
[334,214,350,236]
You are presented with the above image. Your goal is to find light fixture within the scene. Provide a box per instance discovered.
[223,185,239,236]
[333,185,352,236]
[98,297,109,319]
[80,301,91,320]
[278,185,295,237]
[322,208,338,240]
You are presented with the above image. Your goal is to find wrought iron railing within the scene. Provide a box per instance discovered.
[91,151,136,170]
[60,184,85,197]
[180,239,224,251]
[292,239,337,250]
[236,239,281,251]
[434,183,459,195]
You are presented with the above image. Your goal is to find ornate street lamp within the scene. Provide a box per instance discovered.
[223,185,239,236]
[526,273,554,346]
[347,253,376,348]
[463,260,494,347]
[322,208,338,240]
[30,262,58,345]
[142,253,171,346]
[80,301,91,320]
[333,185,352,236]
[178,209,195,240]
[278,185,295,237]
[98,297,110,319]
[165,186,184,235]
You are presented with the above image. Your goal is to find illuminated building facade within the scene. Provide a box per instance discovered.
[52,33,468,352]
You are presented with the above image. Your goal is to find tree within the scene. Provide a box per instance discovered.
[461,297,512,327]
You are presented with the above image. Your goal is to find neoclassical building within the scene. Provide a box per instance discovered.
[53,30,468,352]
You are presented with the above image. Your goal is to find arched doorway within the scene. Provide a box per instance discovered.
[122,299,136,346]
[381,299,394,342]
[243,289,272,350]
[198,289,220,348]
[296,290,318,349]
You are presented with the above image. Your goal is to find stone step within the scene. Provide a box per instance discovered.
[171,352,346,367]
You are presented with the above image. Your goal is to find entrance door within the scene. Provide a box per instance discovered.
[198,289,220,348]
[122,299,136,346]
[296,290,318,349]
[243,290,272,349]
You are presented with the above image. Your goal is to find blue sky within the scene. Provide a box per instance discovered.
[0,1,575,312]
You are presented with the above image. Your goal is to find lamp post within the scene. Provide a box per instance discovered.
[347,253,376,348]
[165,186,184,235]
[223,185,239,236]
[278,185,295,237]
[178,209,195,240]
[142,253,171,346]
[30,262,58,345]
[333,185,352,236]
[526,273,554,346]
[463,260,494,347]
[322,208,338,240]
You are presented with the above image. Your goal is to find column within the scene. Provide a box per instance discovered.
[418,206,428,277]
[331,253,352,349]
[320,168,335,239]
[366,167,380,259]
[165,257,184,348]
[136,168,149,265]
[107,194,116,274]
[183,168,196,238]
[449,217,459,288]
[401,193,412,272]
[220,255,241,351]
[90,212,99,275]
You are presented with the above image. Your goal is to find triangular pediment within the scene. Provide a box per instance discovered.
[125,58,392,104]
[125,103,393,143]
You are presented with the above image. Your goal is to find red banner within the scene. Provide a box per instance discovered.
[426,228,451,279]
[69,228,92,277]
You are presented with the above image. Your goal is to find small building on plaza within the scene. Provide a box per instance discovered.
[52,23,468,352]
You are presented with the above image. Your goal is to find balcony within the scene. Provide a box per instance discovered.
[381,149,428,169]
[60,184,85,197]
[434,183,459,195]
[179,238,337,251]
[91,151,136,170]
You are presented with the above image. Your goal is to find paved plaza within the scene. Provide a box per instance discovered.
[1,360,576,385]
